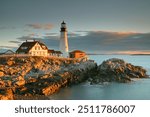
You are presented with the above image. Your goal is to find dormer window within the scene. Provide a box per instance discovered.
[21,47,28,49]
[42,45,46,49]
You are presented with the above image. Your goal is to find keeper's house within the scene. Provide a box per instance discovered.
[16,40,62,57]
[16,40,48,56]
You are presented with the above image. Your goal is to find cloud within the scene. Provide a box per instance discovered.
[45,32,81,37]
[68,32,81,37]
[26,23,54,30]
[16,34,59,50]
[114,50,150,55]
[0,45,17,49]
[45,33,58,36]
[9,41,21,44]
[67,31,150,53]
[17,36,33,40]
[75,30,90,33]
[43,35,59,40]
[17,31,59,42]
[17,35,42,41]
[18,30,47,40]
[16,30,150,54]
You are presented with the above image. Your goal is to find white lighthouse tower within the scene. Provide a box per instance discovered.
[59,21,69,57]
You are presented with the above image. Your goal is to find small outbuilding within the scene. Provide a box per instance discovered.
[69,50,86,58]
[48,49,62,57]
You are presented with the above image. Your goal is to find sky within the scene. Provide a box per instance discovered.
[0,0,150,54]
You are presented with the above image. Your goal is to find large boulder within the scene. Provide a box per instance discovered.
[0,71,4,77]
[0,66,4,71]
[0,88,14,100]
[7,60,15,66]
[14,80,25,87]
[0,80,5,87]
[91,58,148,84]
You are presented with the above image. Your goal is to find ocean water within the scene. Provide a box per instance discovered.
[49,55,150,100]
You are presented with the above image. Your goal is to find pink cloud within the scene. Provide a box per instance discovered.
[27,23,54,30]
[114,51,150,55]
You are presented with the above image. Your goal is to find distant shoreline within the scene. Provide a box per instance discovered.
[131,54,150,56]
[87,53,150,56]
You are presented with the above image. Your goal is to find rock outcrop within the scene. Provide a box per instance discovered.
[0,88,14,100]
[0,56,96,99]
[90,58,148,84]
[0,71,4,77]
[0,56,148,100]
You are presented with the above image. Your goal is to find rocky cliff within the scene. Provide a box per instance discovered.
[0,57,149,100]
[90,58,148,84]
[0,56,96,99]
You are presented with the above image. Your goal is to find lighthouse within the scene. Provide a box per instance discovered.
[59,21,69,57]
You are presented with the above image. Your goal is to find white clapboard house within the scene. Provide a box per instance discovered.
[16,40,48,56]
[16,40,62,57]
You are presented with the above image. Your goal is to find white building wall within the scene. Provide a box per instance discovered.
[29,43,48,56]
[60,31,69,57]
[60,31,69,52]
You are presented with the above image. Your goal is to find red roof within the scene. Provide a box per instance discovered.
[70,50,85,54]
